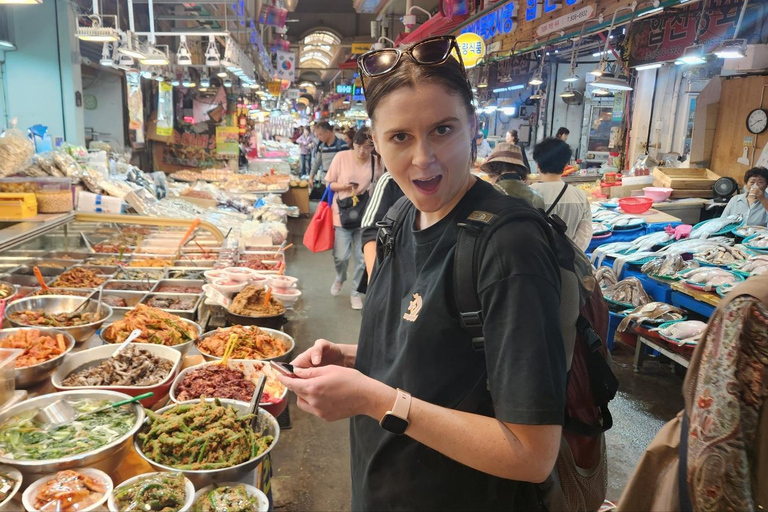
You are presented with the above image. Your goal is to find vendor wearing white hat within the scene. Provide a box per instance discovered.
[481,143,544,209]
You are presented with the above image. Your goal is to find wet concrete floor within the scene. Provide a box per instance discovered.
[271,217,686,511]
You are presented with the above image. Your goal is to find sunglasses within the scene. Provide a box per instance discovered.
[357,36,468,86]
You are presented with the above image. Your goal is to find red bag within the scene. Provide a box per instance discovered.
[303,188,335,253]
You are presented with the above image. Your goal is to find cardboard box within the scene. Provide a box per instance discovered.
[282,187,310,215]
[77,191,125,214]
[600,184,649,199]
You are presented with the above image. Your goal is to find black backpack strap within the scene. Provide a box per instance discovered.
[545,182,569,216]
[376,196,412,261]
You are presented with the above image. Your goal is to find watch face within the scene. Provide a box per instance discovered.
[747,109,768,134]
[380,414,409,435]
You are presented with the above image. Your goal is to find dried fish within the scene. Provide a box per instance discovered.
[746,232,768,249]
[641,254,699,278]
[658,320,708,345]
[732,255,768,276]
[680,267,740,291]
[694,244,750,266]
[617,302,686,332]
[689,215,742,239]
[595,267,618,289]
[603,277,651,307]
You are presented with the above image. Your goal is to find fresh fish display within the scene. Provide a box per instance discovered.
[617,302,686,332]
[593,222,611,235]
[689,215,742,239]
[734,225,768,238]
[593,210,620,223]
[658,320,708,345]
[641,254,699,278]
[694,245,750,266]
[732,255,768,276]
[603,277,651,307]
[596,267,618,289]
[746,232,768,249]
[680,267,740,291]
[608,215,644,228]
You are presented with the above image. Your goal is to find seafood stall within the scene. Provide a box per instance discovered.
[0,211,297,510]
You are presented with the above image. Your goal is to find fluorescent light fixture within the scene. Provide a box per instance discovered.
[560,87,576,98]
[476,82,488,88]
[223,78,232,88]
[119,32,145,59]
[592,88,610,96]
[635,63,662,70]
[117,53,135,70]
[679,44,706,65]
[205,35,220,66]
[217,68,228,78]
[715,38,747,59]
[181,70,195,88]
[171,77,180,87]
[76,15,119,42]
[154,74,164,82]
[529,73,543,86]
[177,36,192,66]
[638,6,663,17]
[484,99,497,113]
[592,74,633,91]
[492,84,525,93]
[200,70,210,88]
[592,50,611,57]
[141,46,169,66]
[99,43,114,67]
[0,40,15,50]
[563,71,579,82]
[0,0,42,3]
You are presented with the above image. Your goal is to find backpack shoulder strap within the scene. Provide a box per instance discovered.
[454,196,557,349]
[545,182,569,216]
[376,195,412,260]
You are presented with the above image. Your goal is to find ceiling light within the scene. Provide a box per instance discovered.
[499,99,515,115]
[563,70,579,82]
[199,87,208,92]
[177,36,193,66]
[223,78,232,88]
[343,97,350,105]
[141,45,169,66]
[679,44,706,65]
[0,0,42,3]
[117,53,135,70]
[205,36,221,67]
[217,68,228,78]
[592,88,610,96]
[200,70,210,88]
[171,76,180,87]
[476,82,488,88]
[560,89,576,98]
[715,38,747,59]
[99,43,114,67]
[529,73,543,86]
[181,70,195,88]
[635,63,662,71]
[155,74,165,82]
[140,70,153,79]
[0,40,15,50]
[484,99,497,113]
[75,14,119,42]
[530,89,544,100]
[119,32,145,59]
[592,74,633,91]
[592,50,611,57]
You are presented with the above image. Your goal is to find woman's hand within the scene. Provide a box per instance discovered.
[291,339,355,368]
[277,365,394,422]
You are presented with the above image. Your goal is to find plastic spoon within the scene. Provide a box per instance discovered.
[112,329,142,357]
[33,266,50,292]
[33,392,154,431]
[174,219,201,260]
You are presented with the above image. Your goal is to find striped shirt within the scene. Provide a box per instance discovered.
[310,137,349,181]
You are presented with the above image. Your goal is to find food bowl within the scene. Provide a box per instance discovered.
[193,482,269,512]
[0,281,18,303]
[196,326,295,363]
[99,317,202,356]
[618,196,653,214]
[212,277,249,294]
[0,465,22,511]
[5,296,113,343]
[223,267,258,283]
[51,343,183,407]
[0,390,145,483]
[203,269,227,281]
[108,472,195,512]
[169,360,289,418]
[268,275,298,290]
[0,328,76,388]
[133,400,280,488]
[642,187,673,202]
[271,288,301,307]
[22,468,112,512]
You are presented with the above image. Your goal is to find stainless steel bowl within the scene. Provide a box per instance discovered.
[0,328,76,388]
[133,399,279,488]
[0,281,18,302]
[196,326,295,363]
[0,390,145,483]
[5,296,113,344]
[99,317,202,356]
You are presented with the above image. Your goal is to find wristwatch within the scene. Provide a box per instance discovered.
[379,389,412,435]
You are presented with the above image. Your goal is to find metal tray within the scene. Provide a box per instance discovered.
[152,279,204,294]
[72,265,119,276]
[140,293,202,320]
[44,251,90,260]
[29,258,78,268]
[112,267,167,281]
[173,259,215,268]
[101,290,146,320]
[3,274,54,287]
[103,280,158,292]
[10,265,65,277]
[165,267,208,280]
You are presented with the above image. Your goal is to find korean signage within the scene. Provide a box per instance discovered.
[456,32,486,68]
[352,85,365,102]
[460,2,517,41]
[536,5,594,37]
[164,126,217,168]
[628,0,745,67]
[351,43,371,54]
[336,84,353,94]
[215,127,240,158]
[527,0,581,22]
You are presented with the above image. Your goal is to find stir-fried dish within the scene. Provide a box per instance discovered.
[193,484,261,512]
[175,362,285,403]
[30,288,92,297]
[129,258,171,268]
[113,472,187,512]
[155,284,202,294]
[63,344,174,387]
[33,470,107,512]
[146,296,197,310]
[0,399,135,460]
[51,268,105,288]
[139,399,273,470]
[0,329,69,368]
[198,325,287,360]
[116,269,165,281]
[103,304,198,346]
[104,281,155,291]
[102,296,127,308]
[230,286,285,317]
[9,310,99,328]
[0,472,16,502]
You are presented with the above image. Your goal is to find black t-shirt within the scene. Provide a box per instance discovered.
[351,179,566,511]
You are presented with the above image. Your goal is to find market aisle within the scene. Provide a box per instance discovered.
[270,219,686,509]
[271,216,355,512]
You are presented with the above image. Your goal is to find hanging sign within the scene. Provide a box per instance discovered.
[336,84,353,94]
[536,5,595,37]
[628,0,744,67]
[125,71,145,145]
[351,42,372,54]
[275,51,296,83]
[460,2,516,41]
[215,126,240,158]
[456,32,486,68]
[156,82,174,137]
[267,80,282,96]
[286,88,301,100]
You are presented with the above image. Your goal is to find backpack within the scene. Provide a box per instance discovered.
[377,194,618,512]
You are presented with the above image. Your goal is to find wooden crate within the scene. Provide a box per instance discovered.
[653,167,721,189]
[670,189,714,199]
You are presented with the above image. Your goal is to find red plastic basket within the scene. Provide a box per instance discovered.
[619,196,653,214]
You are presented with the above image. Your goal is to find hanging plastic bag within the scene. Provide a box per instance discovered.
[303,188,335,253]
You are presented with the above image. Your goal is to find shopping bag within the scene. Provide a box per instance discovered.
[303,188,335,253]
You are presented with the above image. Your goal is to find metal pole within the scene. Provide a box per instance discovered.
[148,0,155,43]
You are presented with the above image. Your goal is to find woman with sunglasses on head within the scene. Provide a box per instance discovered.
[277,36,565,511]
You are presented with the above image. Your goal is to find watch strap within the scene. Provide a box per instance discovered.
[390,389,412,421]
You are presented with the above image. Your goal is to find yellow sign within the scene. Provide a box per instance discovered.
[456,32,486,68]
[267,80,282,96]
[215,126,240,158]
[351,42,372,54]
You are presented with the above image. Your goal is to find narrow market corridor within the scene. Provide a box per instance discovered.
[271,216,685,511]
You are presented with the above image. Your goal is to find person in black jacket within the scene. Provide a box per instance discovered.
[360,172,404,282]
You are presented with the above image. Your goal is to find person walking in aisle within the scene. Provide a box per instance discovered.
[481,143,544,209]
[556,127,570,141]
[277,35,565,511]
[505,129,530,171]
[297,126,313,176]
[325,128,381,310]
[531,137,592,251]
[309,122,348,189]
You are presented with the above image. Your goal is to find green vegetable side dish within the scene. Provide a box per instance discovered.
[114,472,187,512]
[139,399,274,471]
[0,399,135,460]
[193,484,262,512]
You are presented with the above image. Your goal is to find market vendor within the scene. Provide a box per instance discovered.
[481,142,544,209]
[721,167,768,226]
[278,35,565,511]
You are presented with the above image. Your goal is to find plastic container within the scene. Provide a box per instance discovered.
[272,288,301,307]
[268,275,298,291]
[642,187,673,202]
[0,349,21,407]
[618,196,653,214]
[0,177,73,213]
[223,267,258,282]
[213,277,248,294]
[23,468,113,512]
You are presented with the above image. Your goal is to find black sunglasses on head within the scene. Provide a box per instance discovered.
[357,36,468,83]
